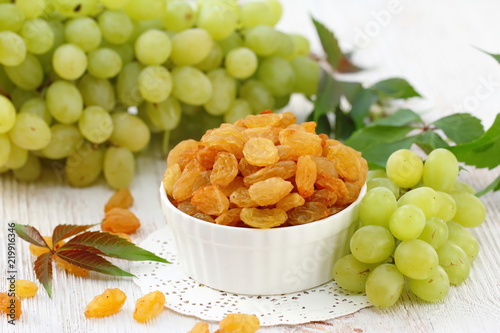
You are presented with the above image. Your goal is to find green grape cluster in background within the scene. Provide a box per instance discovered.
[333,148,485,307]
[0,0,320,189]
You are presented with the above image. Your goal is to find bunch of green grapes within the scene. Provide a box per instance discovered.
[0,0,320,189]
[333,148,485,307]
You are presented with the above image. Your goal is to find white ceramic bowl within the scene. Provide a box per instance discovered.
[159,183,366,295]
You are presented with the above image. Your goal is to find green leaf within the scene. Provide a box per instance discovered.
[338,80,363,105]
[64,231,170,263]
[432,113,484,144]
[312,17,342,69]
[476,174,500,197]
[477,48,500,63]
[34,252,53,298]
[350,88,379,128]
[416,131,449,154]
[371,108,423,127]
[15,224,50,248]
[360,136,419,168]
[52,224,98,246]
[371,78,421,99]
[56,250,134,277]
[307,112,331,136]
[313,70,341,122]
[448,113,500,169]
[334,106,355,140]
[344,125,414,151]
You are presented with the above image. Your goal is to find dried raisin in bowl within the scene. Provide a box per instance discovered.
[159,182,366,295]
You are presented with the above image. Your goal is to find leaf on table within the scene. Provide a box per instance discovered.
[312,17,342,69]
[34,252,53,298]
[64,231,170,263]
[312,69,341,122]
[448,113,500,169]
[477,48,500,63]
[370,108,423,127]
[361,136,419,168]
[334,106,355,140]
[371,78,421,99]
[51,224,98,245]
[344,125,414,151]
[416,131,450,154]
[56,249,134,277]
[432,113,484,144]
[475,174,500,197]
[15,224,50,248]
[349,88,379,128]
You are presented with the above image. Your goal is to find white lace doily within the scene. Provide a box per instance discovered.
[131,226,371,326]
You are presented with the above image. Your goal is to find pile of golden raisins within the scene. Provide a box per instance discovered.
[163,111,368,228]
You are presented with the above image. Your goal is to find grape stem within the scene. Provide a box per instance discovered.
[0,87,10,99]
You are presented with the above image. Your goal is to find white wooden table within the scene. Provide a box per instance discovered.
[2,0,500,332]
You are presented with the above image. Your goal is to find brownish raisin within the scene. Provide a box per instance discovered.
[0,292,22,319]
[191,185,230,215]
[102,208,141,234]
[336,182,361,206]
[307,189,337,207]
[287,202,329,225]
[196,146,219,169]
[211,152,239,186]
[192,171,212,193]
[193,212,215,223]
[219,176,245,197]
[296,155,317,197]
[177,200,200,215]
[104,188,134,213]
[240,207,288,229]
[84,288,127,318]
[248,177,293,206]
[167,139,200,168]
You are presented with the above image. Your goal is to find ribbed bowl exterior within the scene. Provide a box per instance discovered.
[159,184,366,295]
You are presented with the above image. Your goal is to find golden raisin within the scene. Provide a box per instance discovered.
[243,161,296,186]
[15,280,38,298]
[172,159,206,202]
[326,144,364,183]
[335,182,361,206]
[248,177,293,206]
[163,163,182,197]
[188,322,210,333]
[307,189,338,207]
[279,128,322,157]
[229,187,258,208]
[54,256,90,277]
[215,208,242,226]
[0,292,22,319]
[104,188,134,213]
[287,202,329,225]
[193,212,216,223]
[243,137,279,167]
[102,208,141,234]
[219,313,261,333]
[243,113,282,128]
[238,158,261,177]
[200,124,246,159]
[276,193,305,212]
[192,171,213,193]
[191,186,230,215]
[133,290,165,323]
[276,111,297,128]
[167,139,200,168]
[84,288,127,318]
[240,208,288,229]
[196,146,220,169]
[296,155,317,198]
[219,176,245,197]
[242,126,280,144]
[211,152,239,186]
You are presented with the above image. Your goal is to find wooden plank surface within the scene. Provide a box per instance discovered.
[2,0,500,332]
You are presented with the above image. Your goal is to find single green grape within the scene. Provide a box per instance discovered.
[65,17,101,52]
[239,79,275,113]
[16,0,46,19]
[224,99,253,124]
[204,68,237,116]
[87,48,122,79]
[447,221,479,262]
[350,225,395,264]
[367,177,399,198]
[19,97,51,124]
[135,29,171,66]
[98,10,133,45]
[437,240,471,285]
[197,4,237,40]
[394,239,439,279]
[196,42,223,72]
[161,0,195,32]
[358,187,397,227]
[46,80,83,124]
[332,254,379,293]
[386,149,423,188]
[41,124,83,159]
[0,95,16,133]
[141,96,182,131]
[225,47,258,80]
[78,106,113,144]
[103,146,135,189]
[109,112,150,152]
[124,0,163,21]
[0,133,10,168]
[13,153,41,182]
[171,66,213,106]
[77,74,116,111]
[288,33,310,58]
[389,204,426,241]
[52,43,88,80]
[435,191,457,222]
[365,264,404,308]
[8,112,51,150]
[138,66,173,103]
[408,265,450,303]
[243,25,280,56]
[423,148,459,192]
[257,56,296,96]
[65,142,105,187]
[418,217,449,250]
[450,192,486,228]
[0,4,25,32]
[21,19,54,54]
[398,187,439,218]
[116,62,144,107]
[290,56,320,95]
[171,28,212,66]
